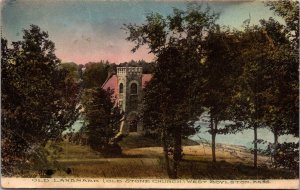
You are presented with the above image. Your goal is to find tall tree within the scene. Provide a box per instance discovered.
[230,16,298,168]
[202,28,243,162]
[142,47,202,178]
[82,88,123,155]
[229,25,275,168]
[264,1,299,139]
[1,25,80,176]
[125,4,218,178]
[262,1,299,169]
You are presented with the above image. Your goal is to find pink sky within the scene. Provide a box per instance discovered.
[56,42,156,64]
[2,1,280,65]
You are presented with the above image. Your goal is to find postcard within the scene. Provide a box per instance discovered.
[1,0,299,189]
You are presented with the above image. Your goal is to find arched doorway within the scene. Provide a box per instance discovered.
[119,83,124,93]
[127,112,138,132]
[130,83,137,94]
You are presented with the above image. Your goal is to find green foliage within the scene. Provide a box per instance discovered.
[82,88,123,156]
[61,62,80,82]
[266,0,299,48]
[125,3,218,178]
[227,7,299,168]
[142,47,203,160]
[1,25,80,176]
[124,3,219,57]
[143,47,203,134]
[82,61,110,89]
[272,142,299,172]
[125,2,298,173]
[125,12,167,54]
[201,28,244,162]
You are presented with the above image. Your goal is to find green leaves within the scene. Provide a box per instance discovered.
[82,61,110,89]
[266,0,299,49]
[1,25,80,176]
[124,12,167,54]
[124,1,298,174]
[81,88,123,155]
[124,4,219,56]
[124,3,220,177]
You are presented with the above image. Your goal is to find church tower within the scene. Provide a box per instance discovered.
[116,67,143,134]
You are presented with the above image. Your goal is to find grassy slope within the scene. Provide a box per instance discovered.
[119,132,198,149]
[43,134,297,179]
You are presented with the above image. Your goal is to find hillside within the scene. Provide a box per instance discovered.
[38,136,298,179]
[119,132,199,149]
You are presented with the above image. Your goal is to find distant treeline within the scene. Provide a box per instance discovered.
[61,60,155,89]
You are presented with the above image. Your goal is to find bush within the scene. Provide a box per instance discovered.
[102,144,122,157]
[274,142,299,172]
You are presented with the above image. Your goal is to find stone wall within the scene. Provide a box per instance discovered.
[116,67,143,134]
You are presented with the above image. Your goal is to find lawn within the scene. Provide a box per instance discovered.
[43,133,297,179]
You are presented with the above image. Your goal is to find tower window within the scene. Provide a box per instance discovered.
[119,100,123,107]
[119,83,123,93]
[130,83,137,95]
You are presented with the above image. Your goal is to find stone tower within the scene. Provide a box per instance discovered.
[117,67,143,134]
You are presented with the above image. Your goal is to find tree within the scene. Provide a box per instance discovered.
[229,16,298,168]
[201,28,243,162]
[263,1,299,139]
[1,25,80,176]
[82,88,123,156]
[82,61,110,89]
[61,62,80,82]
[124,4,218,178]
[266,0,299,49]
[142,47,203,178]
[229,24,277,168]
[261,2,299,169]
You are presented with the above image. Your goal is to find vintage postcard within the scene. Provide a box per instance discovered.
[1,0,299,189]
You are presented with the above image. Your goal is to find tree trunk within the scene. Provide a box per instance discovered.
[273,130,279,168]
[212,132,216,162]
[161,130,172,178]
[212,120,218,163]
[172,128,182,179]
[253,124,258,168]
[210,116,216,162]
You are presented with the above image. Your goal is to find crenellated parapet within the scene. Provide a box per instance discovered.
[117,67,142,76]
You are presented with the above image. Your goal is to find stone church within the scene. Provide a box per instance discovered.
[102,67,152,135]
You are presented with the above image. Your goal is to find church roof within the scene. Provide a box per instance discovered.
[102,74,118,96]
[142,74,152,88]
[102,74,152,96]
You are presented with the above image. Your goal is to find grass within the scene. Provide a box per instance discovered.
[118,133,161,149]
[39,134,298,179]
[49,141,102,160]
[119,132,198,149]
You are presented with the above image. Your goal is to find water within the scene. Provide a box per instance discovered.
[64,119,85,134]
[190,121,298,149]
[67,118,298,149]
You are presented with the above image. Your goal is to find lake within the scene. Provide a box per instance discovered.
[69,118,298,149]
[190,121,297,149]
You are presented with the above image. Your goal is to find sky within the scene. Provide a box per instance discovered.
[1,0,283,64]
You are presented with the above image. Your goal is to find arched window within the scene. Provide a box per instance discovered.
[130,83,137,94]
[119,83,123,93]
